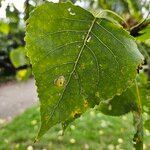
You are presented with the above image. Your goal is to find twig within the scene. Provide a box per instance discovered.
[130,4,150,37]
[96,9,129,28]
[133,80,143,150]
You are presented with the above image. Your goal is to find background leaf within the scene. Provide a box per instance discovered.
[137,26,150,45]
[0,21,10,34]
[10,47,26,68]
[127,0,142,20]
[97,85,138,116]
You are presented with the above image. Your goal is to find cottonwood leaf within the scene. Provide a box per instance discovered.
[97,84,139,116]
[98,72,149,116]
[136,26,150,43]
[25,2,143,138]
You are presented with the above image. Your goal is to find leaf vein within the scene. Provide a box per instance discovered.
[49,17,97,120]
[35,41,82,64]
[37,61,75,78]
[85,44,100,84]
[40,30,86,39]
[59,17,90,23]
[91,31,119,69]
[96,21,133,56]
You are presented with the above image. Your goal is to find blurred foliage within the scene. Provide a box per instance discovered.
[0,0,50,81]
[0,21,9,34]
[10,47,27,68]
[0,3,25,80]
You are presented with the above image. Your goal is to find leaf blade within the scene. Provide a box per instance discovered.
[97,85,138,116]
[25,2,144,138]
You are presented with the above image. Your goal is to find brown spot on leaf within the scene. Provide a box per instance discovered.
[137,64,143,73]
[71,109,82,118]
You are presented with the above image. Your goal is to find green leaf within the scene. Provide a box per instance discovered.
[0,21,10,34]
[98,72,150,116]
[25,2,143,138]
[136,26,150,44]
[127,0,142,20]
[97,85,138,116]
[10,47,27,68]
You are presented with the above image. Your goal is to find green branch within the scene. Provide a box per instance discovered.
[133,80,143,150]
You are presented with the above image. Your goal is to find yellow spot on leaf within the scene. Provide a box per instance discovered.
[121,67,124,74]
[45,115,49,121]
[95,91,100,98]
[80,63,85,69]
[84,100,88,108]
[54,76,65,87]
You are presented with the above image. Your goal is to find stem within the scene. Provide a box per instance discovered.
[24,0,29,23]
[133,112,143,150]
[135,80,142,112]
[96,9,129,28]
[133,81,143,150]
[130,4,150,37]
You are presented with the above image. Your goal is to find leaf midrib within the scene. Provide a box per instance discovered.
[49,17,97,120]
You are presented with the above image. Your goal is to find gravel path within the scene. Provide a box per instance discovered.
[0,79,38,121]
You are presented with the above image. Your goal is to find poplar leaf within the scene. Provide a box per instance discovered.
[25,2,143,138]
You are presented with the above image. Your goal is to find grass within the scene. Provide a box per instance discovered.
[0,106,150,150]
